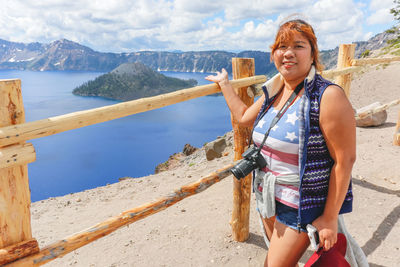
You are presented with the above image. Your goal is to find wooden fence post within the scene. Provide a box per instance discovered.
[335,44,356,98]
[0,79,39,264]
[394,110,400,146]
[230,58,254,242]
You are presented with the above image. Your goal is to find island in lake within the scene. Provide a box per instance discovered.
[72,62,198,101]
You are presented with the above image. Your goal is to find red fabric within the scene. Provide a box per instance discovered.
[305,233,350,267]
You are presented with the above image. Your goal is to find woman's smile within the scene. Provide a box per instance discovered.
[283,61,297,69]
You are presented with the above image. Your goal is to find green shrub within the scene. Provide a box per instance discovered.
[361,49,371,58]
[387,37,400,45]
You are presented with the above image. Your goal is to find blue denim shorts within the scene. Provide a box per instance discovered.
[275,201,307,233]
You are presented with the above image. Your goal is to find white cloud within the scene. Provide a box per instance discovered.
[307,0,366,49]
[229,20,276,50]
[367,8,393,25]
[223,0,310,21]
[369,0,394,11]
[174,0,224,14]
[0,0,174,51]
[0,0,396,52]
[367,0,396,25]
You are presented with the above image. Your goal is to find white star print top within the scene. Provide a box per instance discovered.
[253,98,301,208]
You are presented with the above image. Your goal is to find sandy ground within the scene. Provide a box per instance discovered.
[28,61,400,267]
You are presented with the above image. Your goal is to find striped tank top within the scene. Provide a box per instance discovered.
[253,97,301,209]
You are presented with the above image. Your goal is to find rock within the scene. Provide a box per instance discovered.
[119,177,133,181]
[155,161,170,174]
[205,138,227,161]
[182,144,197,156]
[154,153,183,173]
[356,102,387,127]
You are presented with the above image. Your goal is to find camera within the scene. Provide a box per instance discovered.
[231,145,267,180]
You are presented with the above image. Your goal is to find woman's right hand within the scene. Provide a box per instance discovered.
[312,214,338,251]
[205,68,229,86]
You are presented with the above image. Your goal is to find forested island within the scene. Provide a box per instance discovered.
[72,62,197,101]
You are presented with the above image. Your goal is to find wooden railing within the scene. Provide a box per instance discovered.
[0,44,399,266]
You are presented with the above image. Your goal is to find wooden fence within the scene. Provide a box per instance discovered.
[0,44,399,266]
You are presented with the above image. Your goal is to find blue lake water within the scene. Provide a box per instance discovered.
[0,70,233,201]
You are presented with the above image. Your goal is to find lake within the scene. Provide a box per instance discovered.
[0,70,233,201]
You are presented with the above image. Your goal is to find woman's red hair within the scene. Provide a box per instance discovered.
[270,20,324,72]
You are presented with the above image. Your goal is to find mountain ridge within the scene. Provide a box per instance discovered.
[0,28,398,75]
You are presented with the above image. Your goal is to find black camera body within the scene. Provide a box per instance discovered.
[230,145,267,180]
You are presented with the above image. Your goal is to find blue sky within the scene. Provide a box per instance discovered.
[0,0,398,52]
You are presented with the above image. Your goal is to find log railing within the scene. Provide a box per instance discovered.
[1,45,400,265]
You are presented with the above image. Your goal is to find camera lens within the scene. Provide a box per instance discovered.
[231,159,256,180]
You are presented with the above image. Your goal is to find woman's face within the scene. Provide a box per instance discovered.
[272,32,313,84]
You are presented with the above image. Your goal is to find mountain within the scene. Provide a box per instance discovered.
[318,27,400,69]
[0,27,398,74]
[0,39,46,70]
[0,39,276,75]
[72,62,198,101]
[0,39,126,71]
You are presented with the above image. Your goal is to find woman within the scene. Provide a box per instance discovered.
[206,19,356,266]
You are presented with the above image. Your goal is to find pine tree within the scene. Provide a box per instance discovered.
[387,1,400,54]
[391,0,400,22]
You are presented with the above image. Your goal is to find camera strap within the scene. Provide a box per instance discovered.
[256,80,304,153]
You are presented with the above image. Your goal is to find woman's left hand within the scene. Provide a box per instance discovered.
[312,215,338,251]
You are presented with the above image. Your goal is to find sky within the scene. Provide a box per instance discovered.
[0,0,398,53]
